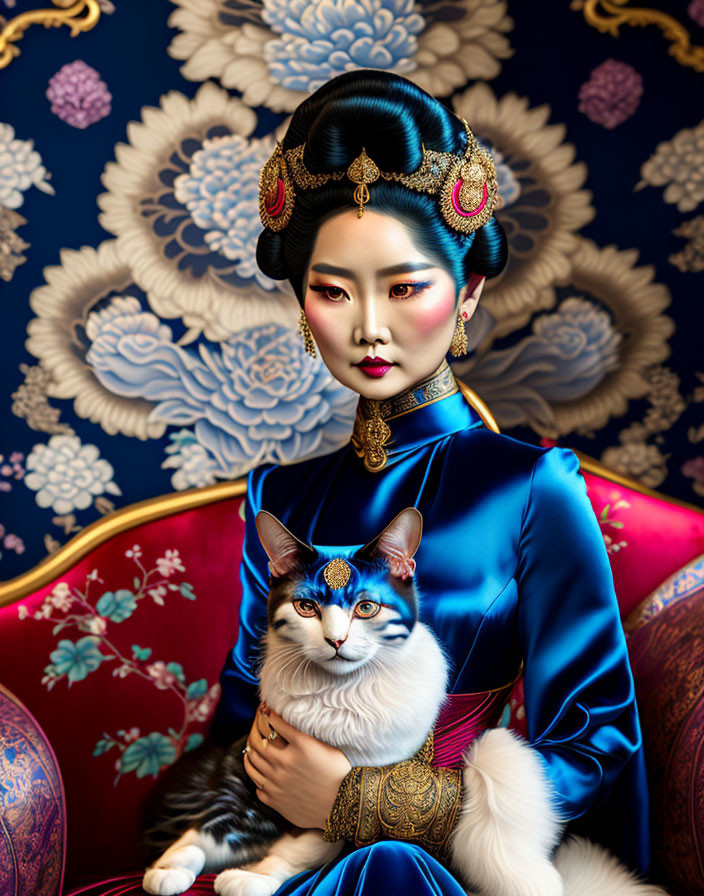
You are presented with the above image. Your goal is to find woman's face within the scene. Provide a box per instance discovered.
[303,209,484,400]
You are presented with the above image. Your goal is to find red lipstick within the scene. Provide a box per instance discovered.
[354,355,396,378]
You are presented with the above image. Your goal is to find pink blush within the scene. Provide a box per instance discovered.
[303,301,347,347]
[409,291,455,334]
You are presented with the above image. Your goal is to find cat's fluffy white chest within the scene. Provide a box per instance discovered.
[258,623,449,766]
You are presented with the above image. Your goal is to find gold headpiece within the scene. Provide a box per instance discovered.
[323,558,352,590]
[259,118,498,234]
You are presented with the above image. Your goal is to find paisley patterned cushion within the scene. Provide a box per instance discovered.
[624,552,704,634]
[627,580,704,894]
[0,683,66,896]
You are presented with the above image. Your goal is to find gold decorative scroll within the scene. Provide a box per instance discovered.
[0,0,101,70]
[574,0,704,73]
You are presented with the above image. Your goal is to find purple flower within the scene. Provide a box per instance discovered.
[682,456,704,483]
[46,60,111,129]
[4,533,25,554]
[689,0,704,27]
[578,59,643,129]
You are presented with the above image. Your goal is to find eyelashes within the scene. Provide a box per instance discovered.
[308,285,348,303]
[308,281,433,303]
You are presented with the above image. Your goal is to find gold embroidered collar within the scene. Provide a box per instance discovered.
[351,361,459,472]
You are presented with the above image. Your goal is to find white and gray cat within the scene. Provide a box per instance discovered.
[142,508,667,896]
[142,507,448,896]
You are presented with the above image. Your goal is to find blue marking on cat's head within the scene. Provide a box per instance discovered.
[301,544,418,626]
[257,507,422,630]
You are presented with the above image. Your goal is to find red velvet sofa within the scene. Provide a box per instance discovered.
[1,391,703,896]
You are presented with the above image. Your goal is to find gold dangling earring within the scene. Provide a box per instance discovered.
[298,308,317,358]
[449,310,468,357]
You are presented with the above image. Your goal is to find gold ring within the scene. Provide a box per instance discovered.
[242,744,252,755]
[268,729,278,741]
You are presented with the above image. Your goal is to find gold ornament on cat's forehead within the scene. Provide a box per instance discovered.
[323,558,352,590]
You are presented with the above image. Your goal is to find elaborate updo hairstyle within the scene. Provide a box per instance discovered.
[256,69,508,305]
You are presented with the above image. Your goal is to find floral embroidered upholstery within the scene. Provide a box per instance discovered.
[0,495,246,885]
[626,556,704,894]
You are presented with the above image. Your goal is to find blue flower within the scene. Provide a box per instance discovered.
[162,430,219,490]
[478,142,521,208]
[119,732,177,778]
[50,636,104,683]
[96,589,137,622]
[173,134,280,291]
[461,297,622,431]
[261,0,426,92]
[86,300,357,477]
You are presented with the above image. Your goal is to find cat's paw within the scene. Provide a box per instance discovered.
[142,867,196,896]
[214,868,282,896]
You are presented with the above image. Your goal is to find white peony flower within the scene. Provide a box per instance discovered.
[24,434,122,514]
[0,122,55,209]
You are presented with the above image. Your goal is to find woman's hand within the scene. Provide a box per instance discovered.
[243,705,352,829]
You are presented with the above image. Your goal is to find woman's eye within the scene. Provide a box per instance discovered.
[293,599,319,617]
[389,281,431,300]
[309,285,348,303]
[355,600,380,619]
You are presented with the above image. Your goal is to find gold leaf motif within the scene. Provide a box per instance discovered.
[0,1,102,70]
[576,0,704,73]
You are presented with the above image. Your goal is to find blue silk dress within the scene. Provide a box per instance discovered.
[212,384,650,893]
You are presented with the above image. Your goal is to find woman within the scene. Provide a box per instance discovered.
[210,69,652,895]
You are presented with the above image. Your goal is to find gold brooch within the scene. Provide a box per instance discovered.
[323,558,352,590]
[350,361,459,472]
[351,400,392,472]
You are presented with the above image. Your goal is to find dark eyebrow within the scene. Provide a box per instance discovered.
[309,261,435,279]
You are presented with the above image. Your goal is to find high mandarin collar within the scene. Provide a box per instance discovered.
[350,362,484,472]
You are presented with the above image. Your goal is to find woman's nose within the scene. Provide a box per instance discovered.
[354,297,390,346]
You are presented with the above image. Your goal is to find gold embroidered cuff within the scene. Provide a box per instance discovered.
[322,731,462,860]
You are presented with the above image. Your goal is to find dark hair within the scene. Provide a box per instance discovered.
[256,70,508,304]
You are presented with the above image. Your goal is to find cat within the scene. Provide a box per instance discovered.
[141,506,450,896]
[142,507,668,896]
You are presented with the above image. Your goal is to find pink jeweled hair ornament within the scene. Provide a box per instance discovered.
[259,118,499,236]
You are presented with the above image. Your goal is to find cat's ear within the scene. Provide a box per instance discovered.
[356,507,422,581]
[255,511,316,578]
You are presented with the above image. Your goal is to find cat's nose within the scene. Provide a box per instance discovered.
[325,637,346,650]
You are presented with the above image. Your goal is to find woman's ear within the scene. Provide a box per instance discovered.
[458,273,486,322]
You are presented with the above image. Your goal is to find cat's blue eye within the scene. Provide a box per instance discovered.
[293,598,319,618]
[355,600,381,619]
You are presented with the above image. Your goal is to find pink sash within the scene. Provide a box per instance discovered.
[431,678,518,768]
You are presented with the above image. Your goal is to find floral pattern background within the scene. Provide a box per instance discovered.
[1,0,703,580]
[16,546,221,784]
